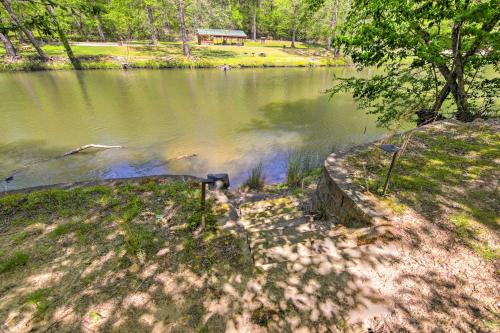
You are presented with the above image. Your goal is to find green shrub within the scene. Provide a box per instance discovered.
[0,251,30,273]
[50,223,73,238]
[287,150,323,188]
[0,194,25,218]
[25,288,52,317]
[242,162,265,190]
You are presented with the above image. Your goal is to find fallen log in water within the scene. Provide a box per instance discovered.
[3,144,123,182]
[3,147,195,183]
[63,144,123,156]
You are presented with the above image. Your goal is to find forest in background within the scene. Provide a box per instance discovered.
[0,0,350,53]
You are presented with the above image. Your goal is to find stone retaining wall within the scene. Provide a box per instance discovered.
[312,146,393,230]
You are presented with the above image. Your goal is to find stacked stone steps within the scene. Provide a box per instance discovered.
[240,196,345,267]
[239,195,397,268]
[235,193,400,326]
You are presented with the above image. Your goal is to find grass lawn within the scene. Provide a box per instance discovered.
[0,40,345,71]
[345,119,500,262]
[0,178,249,332]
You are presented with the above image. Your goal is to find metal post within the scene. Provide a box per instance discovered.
[201,181,207,212]
[200,180,209,231]
[382,150,399,196]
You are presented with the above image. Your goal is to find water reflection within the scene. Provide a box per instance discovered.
[0,68,386,191]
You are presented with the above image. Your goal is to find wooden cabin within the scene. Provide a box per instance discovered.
[197,29,247,46]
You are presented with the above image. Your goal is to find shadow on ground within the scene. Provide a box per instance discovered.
[0,180,396,332]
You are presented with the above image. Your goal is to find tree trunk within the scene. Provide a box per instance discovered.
[146,5,158,45]
[435,84,450,108]
[417,84,450,126]
[1,0,48,61]
[74,16,86,39]
[326,0,339,51]
[46,5,81,69]
[453,55,471,122]
[0,31,17,58]
[177,0,190,56]
[453,78,472,121]
[451,22,473,122]
[437,64,474,122]
[291,28,296,48]
[18,31,25,44]
[252,1,257,41]
[96,17,105,42]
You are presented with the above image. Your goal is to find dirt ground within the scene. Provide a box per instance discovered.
[228,188,499,332]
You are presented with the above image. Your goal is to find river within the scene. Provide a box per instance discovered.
[0,67,387,191]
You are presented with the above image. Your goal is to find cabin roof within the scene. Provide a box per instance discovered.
[196,29,247,38]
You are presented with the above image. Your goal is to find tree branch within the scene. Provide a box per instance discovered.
[464,12,499,58]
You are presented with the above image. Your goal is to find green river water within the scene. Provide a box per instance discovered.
[0,67,386,191]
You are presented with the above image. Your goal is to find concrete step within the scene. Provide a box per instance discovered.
[249,228,321,253]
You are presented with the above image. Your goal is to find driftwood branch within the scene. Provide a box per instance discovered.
[63,144,123,156]
[3,146,195,183]
[4,144,123,182]
[166,153,197,161]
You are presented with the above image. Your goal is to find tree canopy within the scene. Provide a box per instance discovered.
[329,0,499,127]
[0,0,351,46]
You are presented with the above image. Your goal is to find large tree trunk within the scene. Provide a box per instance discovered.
[0,31,17,58]
[146,5,158,45]
[451,22,473,122]
[177,0,190,56]
[291,28,296,48]
[326,0,339,51]
[96,17,105,42]
[437,64,474,122]
[252,1,257,41]
[453,74,471,121]
[1,0,48,61]
[46,5,81,69]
